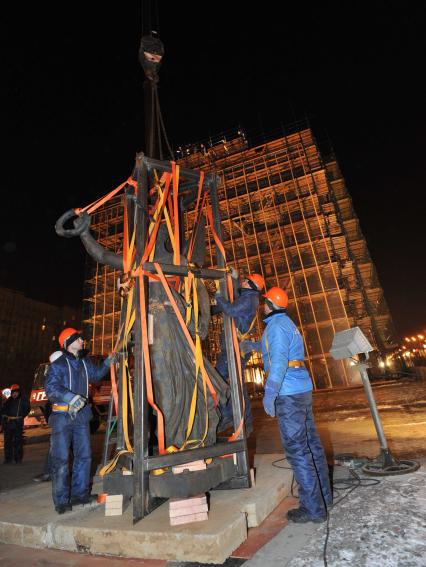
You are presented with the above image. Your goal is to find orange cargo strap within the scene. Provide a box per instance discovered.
[206,203,227,264]
[172,162,180,266]
[74,177,138,217]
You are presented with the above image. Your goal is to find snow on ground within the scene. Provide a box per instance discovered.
[287,466,426,567]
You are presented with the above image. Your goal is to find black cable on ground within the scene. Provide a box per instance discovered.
[272,457,297,497]
[272,455,381,566]
[322,467,381,567]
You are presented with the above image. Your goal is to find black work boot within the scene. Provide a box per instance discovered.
[71,494,98,506]
[287,508,326,524]
[33,473,51,483]
[55,503,72,515]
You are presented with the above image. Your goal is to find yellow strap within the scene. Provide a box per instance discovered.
[99,449,132,477]
[181,274,209,450]
[237,315,257,342]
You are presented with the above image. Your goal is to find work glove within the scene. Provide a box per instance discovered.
[68,394,86,420]
[262,381,281,417]
[104,352,118,366]
[229,266,239,279]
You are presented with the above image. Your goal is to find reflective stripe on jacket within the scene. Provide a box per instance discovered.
[45,352,109,421]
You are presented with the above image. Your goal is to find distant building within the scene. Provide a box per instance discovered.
[0,287,80,390]
[82,120,397,389]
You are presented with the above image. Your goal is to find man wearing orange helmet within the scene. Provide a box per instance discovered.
[1,384,30,464]
[242,286,332,523]
[45,328,116,514]
[212,268,265,435]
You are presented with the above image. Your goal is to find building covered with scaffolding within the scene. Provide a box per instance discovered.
[82,120,397,390]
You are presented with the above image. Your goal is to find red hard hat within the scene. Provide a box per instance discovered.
[58,327,82,349]
[10,384,20,391]
[263,287,288,308]
[247,273,265,291]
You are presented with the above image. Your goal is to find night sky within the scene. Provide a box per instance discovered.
[1,1,425,338]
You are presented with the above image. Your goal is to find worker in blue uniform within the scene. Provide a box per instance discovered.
[45,327,116,514]
[212,269,264,435]
[241,286,332,522]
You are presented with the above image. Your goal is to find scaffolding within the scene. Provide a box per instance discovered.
[83,121,397,390]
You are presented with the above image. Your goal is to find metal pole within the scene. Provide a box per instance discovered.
[357,362,388,451]
[101,393,114,467]
[133,155,150,524]
[209,176,250,484]
[356,360,420,475]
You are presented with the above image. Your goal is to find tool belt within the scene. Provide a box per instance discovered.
[52,404,70,412]
[288,360,305,368]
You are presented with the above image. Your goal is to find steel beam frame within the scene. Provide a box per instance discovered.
[124,155,250,523]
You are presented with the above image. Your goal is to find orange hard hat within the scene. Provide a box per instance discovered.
[58,327,82,349]
[246,273,265,291]
[10,384,20,391]
[263,287,288,308]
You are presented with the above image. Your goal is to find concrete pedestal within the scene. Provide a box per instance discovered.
[0,454,291,564]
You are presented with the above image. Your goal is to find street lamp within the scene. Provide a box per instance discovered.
[330,327,419,476]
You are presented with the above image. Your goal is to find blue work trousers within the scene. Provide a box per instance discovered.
[49,414,91,507]
[276,391,332,518]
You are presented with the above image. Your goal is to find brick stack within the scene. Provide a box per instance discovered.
[169,493,208,526]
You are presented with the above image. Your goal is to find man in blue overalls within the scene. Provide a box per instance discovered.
[212,269,264,435]
[242,286,332,522]
[45,328,115,514]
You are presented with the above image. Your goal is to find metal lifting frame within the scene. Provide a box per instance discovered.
[115,155,250,524]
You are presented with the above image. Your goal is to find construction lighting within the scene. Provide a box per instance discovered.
[405,337,410,342]
[418,334,424,339]
[330,327,419,476]
[2,388,11,399]
[329,327,373,360]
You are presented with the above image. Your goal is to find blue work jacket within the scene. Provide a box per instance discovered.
[45,351,109,422]
[215,287,259,335]
[261,311,312,396]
